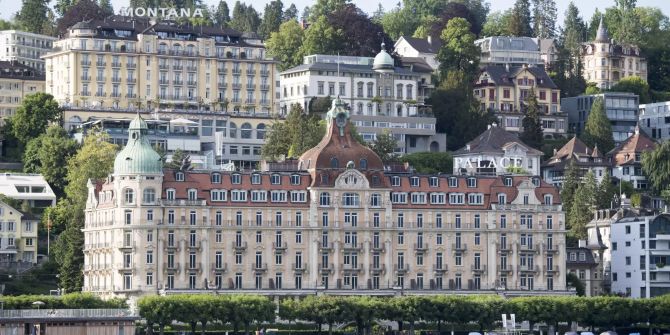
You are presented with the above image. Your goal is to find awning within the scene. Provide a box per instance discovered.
[170,118,198,125]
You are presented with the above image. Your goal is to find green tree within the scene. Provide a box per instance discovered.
[10,93,62,145]
[609,76,651,104]
[598,169,617,209]
[481,10,513,37]
[213,0,231,26]
[52,130,117,292]
[266,20,304,71]
[613,0,641,45]
[308,0,349,22]
[327,4,393,57]
[56,0,107,37]
[520,90,543,149]
[23,126,78,197]
[299,16,342,56]
[369,130,397,162]
[560,2,586,54]
[98,0,114,16]
[585,82,601,95]
[507,0,533,37]
[379,5,421,41]
[258,0,284,39]
[262,104,325,160]
[642,140,670,195]
[561,159,579,216]
[165,148,193,171]
[566,273,586,296]
[283,4,298,21]
[582,97,615,153]
[568,170,597,241]
[532,0,557,38]
[437,18,479,82]
[402,152,453,174]
[16,0,49,34]
[230,1,261,32]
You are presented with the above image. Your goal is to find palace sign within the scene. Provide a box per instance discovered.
[454,156,527,170]
[119,7,205,19]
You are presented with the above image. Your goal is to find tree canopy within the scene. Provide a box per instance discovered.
[582,97,615,153]
[10,93,62,146]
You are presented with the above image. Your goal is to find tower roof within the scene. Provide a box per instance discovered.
[113,114,163,175]
[372,42,394,71]
[595,16,610,43]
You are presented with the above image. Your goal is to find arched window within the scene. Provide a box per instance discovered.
[124,188,134,204]
[229,122,237,138]
[173,44,181,53]
[357,82,364,97]
[342,193,360,207]
[187,44,195,55]
[330,157,338,168]
[320,192,330,206]
[256,123,266,139]
[359,158,368,170]
[241,122,252,139]
[357,103,363,114]
[143,188,156,204]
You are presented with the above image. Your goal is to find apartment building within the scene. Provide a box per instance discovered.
[581,17,647,90]
[561,92,639,143]
[0,61,46,125]
[639,101,670,141]
[475,37,543,68]
[474,65,566,138]
[0,30,56,73]
[82,99,568,300]
[0,173,56,210]
[566,242,603,296]
[542,136,609,187]
[607,126,656,190]
[279,48,445,155]
[43,16,277,166]
[0,200,38,264]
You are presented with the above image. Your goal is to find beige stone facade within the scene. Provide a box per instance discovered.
[0,200,38,264]
[43,17,277,119]
[0,61,45,125]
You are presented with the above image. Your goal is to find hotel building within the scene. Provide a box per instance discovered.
[0,30,56,73]
[43,16,278,166]
[82,98,568,301]
[279,48,445,155]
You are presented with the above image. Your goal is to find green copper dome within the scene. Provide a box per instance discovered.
[113,115,163,175]
[373,42,394,71]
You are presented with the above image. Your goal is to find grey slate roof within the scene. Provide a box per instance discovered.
[566,247,598,265]
[453,125,543,156]
[281,62,416,76]
[480,65,558,89]
[399,36,442,54]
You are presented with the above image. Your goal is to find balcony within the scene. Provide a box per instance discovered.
[164,243,179,251]
[173,80,183,85]
[452,243,468,252]
[218,82,228,88]
[343,242,362,251]
[211,262,228,272]
[260,70,270,76]
[111,62,122,68]
[414,243,428,252]
[319,263,334,273]
[159,64,169,70]
[517,265,540,273]
[126,63,136,69]
[293,263,307,272]
[187,81,197,86]
[232,83,242,90]
[394,263,410,274]
[111,77,121,83]
[116,263,133,271]
[96,61,106,67]
[433,264,447,273]
[371,243,385,252]
[96,77,105,82]
[232,68,242,74]
[186,66,197,72]
[498,265,513,273]
[218,68,228,74]
[246,84,255,90]
[543,265,559,273]
[164,262,180,272]
[371,263,386,274]
[544,245,559,254]
[159,79,169,85]
[260,84,270,91]
[519,243,539,253]
[497,243,513,254]
[246,69,255,76]
[80,91,90,96]
[116,241,135,250]
[187,262,202,272]
[471,264,487,273]
[187,241,202,250]
[232,241,247,251]
[173,65,183,71]
[95,92,106,97]
[319,242,334,251]
[273,241,288,251]
[126,93,137,98]
[126,78,136,83]
[110,93,121,98]
[343,263,362,272]
[81,60,91,66]
[80,75,91,81]
[252,263,268,272]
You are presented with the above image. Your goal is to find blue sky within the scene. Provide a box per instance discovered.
[0,0,668,27]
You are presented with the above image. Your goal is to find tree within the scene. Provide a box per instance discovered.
[568,177,596,241]
[532,0,557,38]
[261,104,325,160]
[213,0,231,26]
[481,10,513,37]
[56,0,107,36]
[613,0,641,45]
[561,159,579,215]
[429,2,481,37]
[327,4,393,57]
[560,2,586,54]
[598,169,617,209]
[308,0,349,22]
[379,5,421,41]
[520,90,543,149]
[23,126,78,197]
[507,0,533,37]
[10,93,62,145]
[165,149,193,171]
[402,152,452,174]
[266,20,304,71]
[642,140,670,195]
[283,3,298,21]
[299,16,342,56]
[584,82,601,95]
[609,76,651,104]
[230,1,261,32]
[369,130,397,162]
[15,0,49,34]
[582,97,615,153]
[586,9,603,41]
[436,18,479,82]
[258,0,284,39]
[98,0,114,16]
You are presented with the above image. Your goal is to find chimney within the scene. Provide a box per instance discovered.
[553,148,557,155]
[466,144,471,152]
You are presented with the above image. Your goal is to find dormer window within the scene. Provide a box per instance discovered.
[359,159,368,170]
[544,194,553,205]
[211,173,221,184]
[504,177,512,186]
[175,172,185,181]
[231,174,241,184]
[429,177,439,187]
[410,177,420,187]
[330,157,339,169]
[371,175,380,186]
[391,176,401,186]
[448,177,458,187]
[290,174,301,185]
[498,193,507,204]
[251,174,261,184]
[321,174,329,184]
[187,189,197,201]
[532,177,540,187]
[467,177,477,188]
[166,189,175,200]
[271,174,281,185]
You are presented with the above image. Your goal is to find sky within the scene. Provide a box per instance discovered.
[0,0,669,27]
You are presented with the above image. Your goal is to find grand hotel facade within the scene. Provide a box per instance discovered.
[83,99,568,300]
